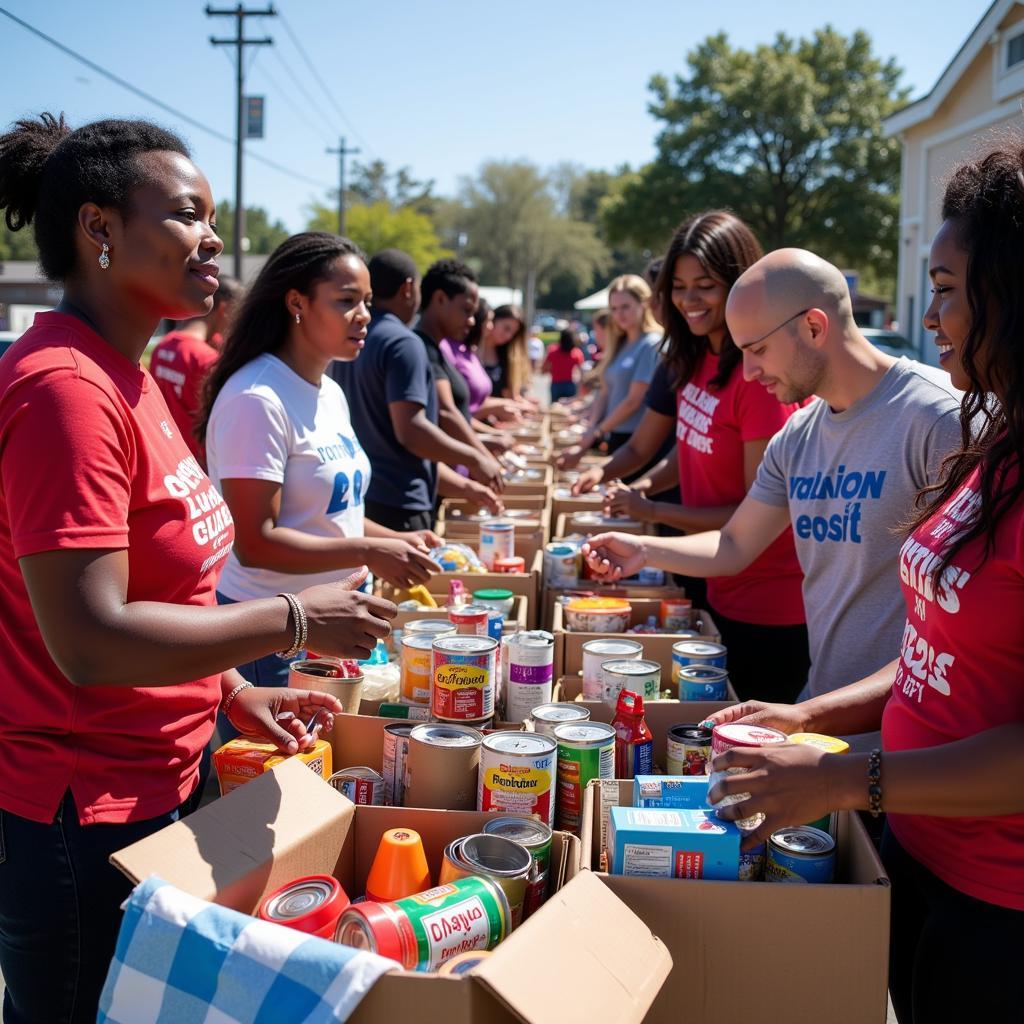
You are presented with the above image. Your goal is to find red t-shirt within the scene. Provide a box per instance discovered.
[0,312,234,825]
[676,352,805,625]
[883,464,1024,909]
[544,347,584,383]
[150,329,219,464]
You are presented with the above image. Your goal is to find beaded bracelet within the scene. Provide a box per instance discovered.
[276,592,308,659]
[867,748,883,818]
[221,681,254,727]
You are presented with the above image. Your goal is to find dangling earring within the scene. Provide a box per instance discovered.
[295,313,301,324]
[98,243,110,271]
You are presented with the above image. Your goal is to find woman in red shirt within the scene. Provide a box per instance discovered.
[0,114,395,1023]
[543,328,585,402]
[705,146,1024,1022]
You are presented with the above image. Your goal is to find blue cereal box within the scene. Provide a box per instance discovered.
[632,775,710,809]
[608,806,741,880]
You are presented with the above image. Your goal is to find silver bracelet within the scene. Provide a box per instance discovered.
[221,681,254,726]
[276,592,308,659]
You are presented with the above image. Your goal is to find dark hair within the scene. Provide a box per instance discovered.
[196,232,365,443]
[558,328,576,353]
[592,310,609,329]
[368,248,417,299]
[907,144,1024,575]
[464,296,492,349]
[655,211,763,392]
[212,274,244,308]
[0,112,189,281]
[420,257,477,310]
[644,257,664,290]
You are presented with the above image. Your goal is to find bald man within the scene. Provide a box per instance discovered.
[584,249,961,741]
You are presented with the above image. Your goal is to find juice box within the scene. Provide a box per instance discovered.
[607,806,741,880]
[212,737,332,796]
[632,775,710,810]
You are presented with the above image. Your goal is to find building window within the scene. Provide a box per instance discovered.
[1008,31,1024,69]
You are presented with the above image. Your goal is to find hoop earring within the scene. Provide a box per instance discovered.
[98,243,110,271]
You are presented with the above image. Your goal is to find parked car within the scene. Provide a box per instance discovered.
[861,327,916,359]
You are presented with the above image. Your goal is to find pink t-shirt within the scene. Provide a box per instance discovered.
[883,463,1024,909]
[440,339,493,415]
[150,329,219,465]
[676,353,805,625]
[0,312,234,825]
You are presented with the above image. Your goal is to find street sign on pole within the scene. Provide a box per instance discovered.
[245,96,265,139]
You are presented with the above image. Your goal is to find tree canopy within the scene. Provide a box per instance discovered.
[214,202,290,255]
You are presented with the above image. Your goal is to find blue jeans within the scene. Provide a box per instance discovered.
[550,380,577,402]
[0,791,181,1023]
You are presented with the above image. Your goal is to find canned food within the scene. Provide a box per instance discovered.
[544,543,579,588]
[401,634,435,705]
[449,604,491,637]
[494,556,526,573]
[377,702,432,721]
[404,619,458,640]
[581,638,643,701]
[482,817,553,919]
[660,597,693,631]
[259,875,350,938]
[477,732,556,827]
[530,702,590,736]
[437,950,493,975]
[555,721,616,834]
[334,877,508,971]
[666,724,713,775]
[708,723,788,831]
[788,734,848,835]
[431,635,497,722]
[473,589,515,617]
[486,609,504,644]
[766,826,836,884]
[738,842,766,882]
[672,640,728,685]
[404,723,483,811]
[328,766,385,806]
[439,833,532,929]
[480,520,515,570]
[637,567,666,586]
[677,665,729,701]
[505,630,555,724]
[382,722,415,806]
[600,657,661,707]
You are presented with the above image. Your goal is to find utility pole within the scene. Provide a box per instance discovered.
[207,3,275,278]
[327,137,360,236]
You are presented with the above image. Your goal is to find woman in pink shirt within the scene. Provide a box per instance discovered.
[705,144,1024,1024]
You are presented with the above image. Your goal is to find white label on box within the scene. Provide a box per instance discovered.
[599,780,625,858]
[626,809,684,828]
[623,843,673,877]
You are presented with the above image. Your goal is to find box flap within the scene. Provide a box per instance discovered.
[110,759,355,912]
[474,871,671,1024]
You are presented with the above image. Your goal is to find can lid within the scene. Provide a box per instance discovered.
[677,665,729,680]
[531,702,590,722]
[553,721,616,743]
[483,731,557,756]
[258,875,348,934]
[402,634,437,651]
[770,826,836,857]
[410,723,483,747]
[481,519,515,530]
[713,723,788,748]
[667,723,713,742]
[673,641,726,656]
[458,833,534,876]
[581,638,643,655]
[509,629,555,647]
[433,634,498,653]
[600,658,660,675]
[481,816,553,847]
[336,902,402,961]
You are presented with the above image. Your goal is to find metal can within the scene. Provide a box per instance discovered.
[259,875,349,939]
[494,556,526,573]
[672,640,728,685]
[480,520,515,570]
[505,630,555,724]
[708,723,788,832]
[328,766,385,806]
[404,723,483,810]
[382,722,415,806]
[581,638,643,702]
[486,610,504,644]
[554,721,616,834]
[677,664,729,701]
[334,876,508,971]
[482,816,553,920]
[400,634,435,705]
[431,635,497,722]
[544,543,579,587]
[449,604,491,637]
[738,842,766,882]
[637,567,666,586]
[767,826,837,884]
[530,702,590,736]
[377,702,432,721]
[660,597,693,631]
[477,732,556,827]
[666,723,713,775]
[437,950,493,975]
[599,657,661,707]
[404,619,458,640]
[439,833,532,930]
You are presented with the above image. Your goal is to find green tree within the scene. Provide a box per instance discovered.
[347,159,436,217]
[215,201,290,255]
[603,27,908,293]
[306,200,450,272]
[0,221,39,262]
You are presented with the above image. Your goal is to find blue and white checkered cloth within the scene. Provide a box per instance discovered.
[98,876,398,1024]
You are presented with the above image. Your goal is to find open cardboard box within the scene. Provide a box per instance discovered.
[551,677,736,728]
[553,600,722,679]
[111,760,672,1024]
[580,780,891,1024]
[390,595,529,636]
[554,512,651,540]
[541,583,690,635]
[550,489,605,525]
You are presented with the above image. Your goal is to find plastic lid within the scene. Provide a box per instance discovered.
[474,589,514,600]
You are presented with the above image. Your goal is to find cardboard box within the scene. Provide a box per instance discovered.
[554,512,650,540]
[553,601,722,680]
[391,595,529,635]
[550,489,605,526]
[111,760,672,1024]
[541,583,689,635]
[580,780,891,1024]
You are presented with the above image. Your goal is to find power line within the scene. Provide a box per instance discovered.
[267,43,341,137]
[251,53,335,141]
[0,6,333,192]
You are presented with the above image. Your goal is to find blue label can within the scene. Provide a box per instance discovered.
[677,665,729,701]
[766,827,836,883]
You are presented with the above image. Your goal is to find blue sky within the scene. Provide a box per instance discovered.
[0,0,986,232]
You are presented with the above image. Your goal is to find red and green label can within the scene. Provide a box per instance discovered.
[554,721,615,834]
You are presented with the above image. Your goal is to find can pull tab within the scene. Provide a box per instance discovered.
[306,708,323,736]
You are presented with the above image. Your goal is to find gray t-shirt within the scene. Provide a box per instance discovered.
[603,331,661,434]
[749,359,962,705]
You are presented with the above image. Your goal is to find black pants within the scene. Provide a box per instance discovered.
[707,605,810,704]
[365,499,434,534]
[881,827,1024,1023]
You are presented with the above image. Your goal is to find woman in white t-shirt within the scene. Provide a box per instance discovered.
[197,233,440,690]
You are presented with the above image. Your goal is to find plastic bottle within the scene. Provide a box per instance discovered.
[613,690,654,779]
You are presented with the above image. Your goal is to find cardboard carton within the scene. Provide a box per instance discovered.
[111,760,672,1024]
[554,512,650,540]
[541,583,689,635]
[550,489,605,526]
[391,595,529,636]
[580,780,891,1024]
